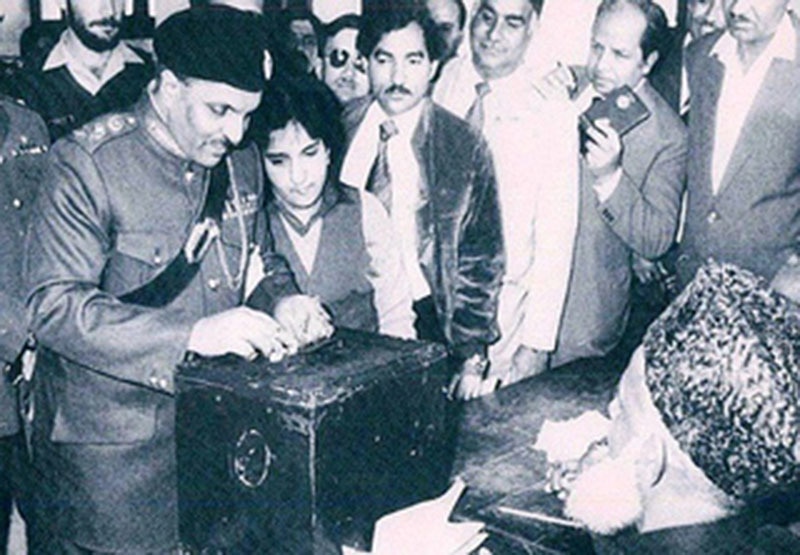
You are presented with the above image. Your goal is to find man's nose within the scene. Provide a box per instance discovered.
[222,116,246,146]
[390,62,406,85]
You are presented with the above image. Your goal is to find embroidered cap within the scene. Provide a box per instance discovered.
[643,261,800,502]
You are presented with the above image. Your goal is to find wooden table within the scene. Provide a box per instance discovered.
[452,354,627,554]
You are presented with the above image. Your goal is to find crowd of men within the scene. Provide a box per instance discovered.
[0,0,799,553]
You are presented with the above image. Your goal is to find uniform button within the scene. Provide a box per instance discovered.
[207,278,221,291]
[707,210,719,224]
[12,198,22,209]
[184,170,194,183]
[158,377,169,390]
[148,375,159,387]
[153,248,163,265]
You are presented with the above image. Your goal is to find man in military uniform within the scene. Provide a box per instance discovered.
[5,0,153,140]
[0,96,48,555]
[24,7,332,553]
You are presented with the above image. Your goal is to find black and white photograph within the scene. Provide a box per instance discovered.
[0,0,799,553]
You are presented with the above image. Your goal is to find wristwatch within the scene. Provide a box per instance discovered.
[462,353,489,377]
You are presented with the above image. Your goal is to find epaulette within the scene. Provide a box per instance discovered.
[71,112,139,151]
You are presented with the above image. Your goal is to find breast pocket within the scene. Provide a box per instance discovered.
[102,231,181,297]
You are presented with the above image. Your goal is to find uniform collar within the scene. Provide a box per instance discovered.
[43,29,144,95]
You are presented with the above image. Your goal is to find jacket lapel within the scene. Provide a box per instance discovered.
[690,51,725,197]
[411,101,435,269]
[717,59,800,195]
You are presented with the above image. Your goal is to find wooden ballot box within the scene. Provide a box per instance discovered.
[175,329,456,554]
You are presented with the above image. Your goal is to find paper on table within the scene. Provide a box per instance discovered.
[533,410,611,463]
[342,478,487,555]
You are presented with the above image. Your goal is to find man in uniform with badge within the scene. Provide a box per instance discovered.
[0,96,48,554]
[24,7,332,553]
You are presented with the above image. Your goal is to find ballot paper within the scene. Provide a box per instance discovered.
[342,478,488,555]
[533,410,611,463]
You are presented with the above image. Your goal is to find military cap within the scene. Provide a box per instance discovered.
[643,260,800,502]
[154,6,269,93]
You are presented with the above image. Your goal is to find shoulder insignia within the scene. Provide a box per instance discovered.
[71,112,138,150]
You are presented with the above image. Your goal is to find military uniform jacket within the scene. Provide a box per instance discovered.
[0,97,49,437]
[23,94,296,551]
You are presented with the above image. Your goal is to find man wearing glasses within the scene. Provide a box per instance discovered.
[320,14,370,105]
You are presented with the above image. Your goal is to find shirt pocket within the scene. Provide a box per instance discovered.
[102,231,182,298]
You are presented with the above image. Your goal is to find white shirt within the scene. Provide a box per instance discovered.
[710,13,796,195]
[44,29,145,96]
[435,56,580,351]
[341,101,431,300]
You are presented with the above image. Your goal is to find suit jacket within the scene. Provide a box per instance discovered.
[553,80,687,366]
[341,98,504,360]
[0,98,49,437]
[675,27,800,288]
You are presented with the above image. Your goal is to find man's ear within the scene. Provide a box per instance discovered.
[159,69,185,100]
[642,51,659,76]
[635,434,666,491]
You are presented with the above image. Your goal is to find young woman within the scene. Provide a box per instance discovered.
[250,77,415,338]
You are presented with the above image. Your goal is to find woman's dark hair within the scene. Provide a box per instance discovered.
[248,74,346,178]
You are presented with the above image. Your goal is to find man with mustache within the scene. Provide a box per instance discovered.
[553,261,800,552]
[340,5,504,400]
[673,0,800,299]
[24,7,332,553]
[433,0,582,390]
[551,0,686,367]
[6,0,153,140]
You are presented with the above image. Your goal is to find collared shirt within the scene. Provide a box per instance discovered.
[711,13,796,194]
[434,57,580,351]
[43,29,145,96]
[341,100,431,300]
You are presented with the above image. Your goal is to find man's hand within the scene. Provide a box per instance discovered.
[508,345,549,385]
[632,255,660,284]
[273,294,334,346]
[187,307,298,362]
[448,354,491,401]
[771,254,800,304]
[545,439,609,500]
[533,63,577,101]
[583,118,622,179]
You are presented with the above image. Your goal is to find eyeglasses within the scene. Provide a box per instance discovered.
[327,49,367,74]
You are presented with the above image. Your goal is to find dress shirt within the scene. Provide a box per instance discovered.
[43,29,145,96]
[341,101,431,300]
[435,57,579,351]
[711,14,796,195]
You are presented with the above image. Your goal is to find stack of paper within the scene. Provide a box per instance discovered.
[342,478,487,555]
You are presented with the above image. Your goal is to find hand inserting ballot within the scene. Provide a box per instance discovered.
[187,306,299,362]
[273,294,335,347]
